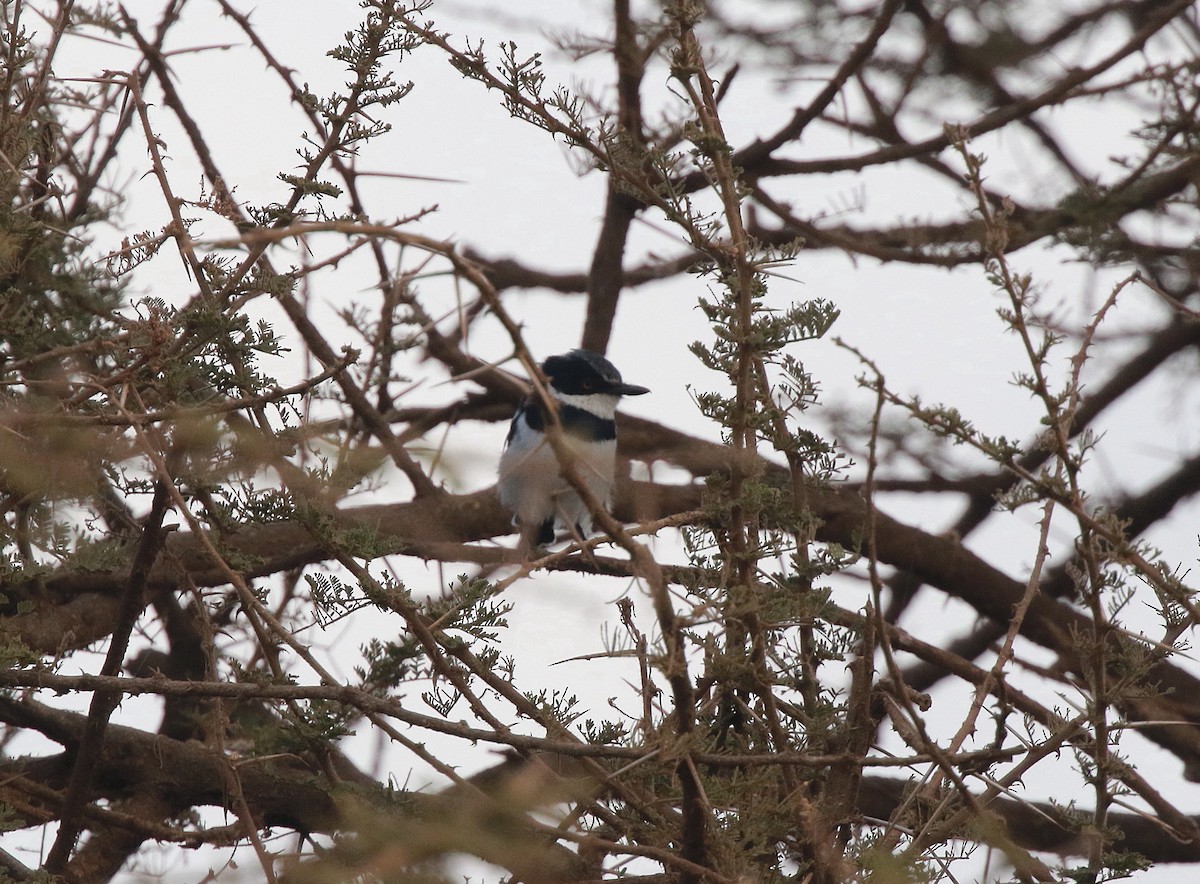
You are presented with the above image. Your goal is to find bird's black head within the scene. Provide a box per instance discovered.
[541,349,649,397]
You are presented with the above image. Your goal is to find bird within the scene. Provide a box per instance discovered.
[498,349,649,550]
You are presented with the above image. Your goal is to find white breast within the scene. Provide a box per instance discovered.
[498,412,617,539]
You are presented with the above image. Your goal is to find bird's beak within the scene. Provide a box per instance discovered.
[614,383,650,396]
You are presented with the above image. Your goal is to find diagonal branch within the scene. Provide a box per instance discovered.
[42,473,173,873]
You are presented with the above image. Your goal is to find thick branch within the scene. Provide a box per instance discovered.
[9,416,1200,776]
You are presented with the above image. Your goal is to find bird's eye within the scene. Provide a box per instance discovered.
[582,380,593,391]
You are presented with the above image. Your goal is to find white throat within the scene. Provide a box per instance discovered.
[553,390,620,420]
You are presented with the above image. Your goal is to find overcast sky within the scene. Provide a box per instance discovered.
[13,1,1200,879]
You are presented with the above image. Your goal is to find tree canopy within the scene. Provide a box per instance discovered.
[2,1,1200,881]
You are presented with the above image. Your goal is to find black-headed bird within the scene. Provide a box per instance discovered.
[498,349,649,549]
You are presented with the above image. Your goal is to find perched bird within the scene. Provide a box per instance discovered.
[498,349,649,549]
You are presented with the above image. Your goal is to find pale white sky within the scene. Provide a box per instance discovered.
[10,1,1200,880]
